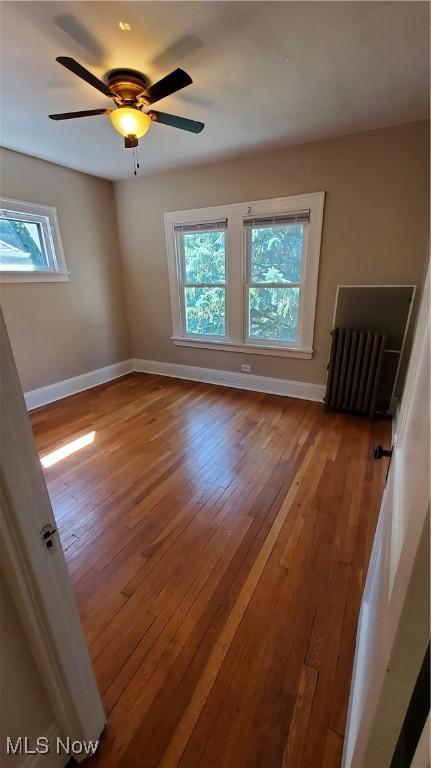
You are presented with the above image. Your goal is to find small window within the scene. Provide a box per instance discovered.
[175,221,227,338]
[0,198,68,282]
[244,212,308,346]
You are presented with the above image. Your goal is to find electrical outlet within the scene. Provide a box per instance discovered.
[241,364,251,373]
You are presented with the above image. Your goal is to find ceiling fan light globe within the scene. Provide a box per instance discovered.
[109,107,151,139]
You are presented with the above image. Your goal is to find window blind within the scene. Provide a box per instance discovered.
[174,219,227,233]
[243,210,310,227]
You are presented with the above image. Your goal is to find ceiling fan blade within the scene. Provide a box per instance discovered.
[56,56,113,98]
[145,68,192,105]
[148,110,204,134]
[49,108,110,120]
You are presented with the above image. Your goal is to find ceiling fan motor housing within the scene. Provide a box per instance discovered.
[107,68,149,104]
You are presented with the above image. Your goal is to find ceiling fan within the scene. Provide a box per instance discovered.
[49,57,205,152]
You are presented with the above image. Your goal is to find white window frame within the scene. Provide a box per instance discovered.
[244,215,309,350]
[175,221,228,341]
[165,192,324,359]
[0,197,69,283]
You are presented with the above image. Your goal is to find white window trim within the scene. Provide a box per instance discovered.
[175,221,228,341]
[243,219,309,350]
[0,197,69,283]
[164,192,325,359]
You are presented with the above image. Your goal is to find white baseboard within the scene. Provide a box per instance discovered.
[24,360,133,410]
[24,358,325,410]
[132,358,325,402]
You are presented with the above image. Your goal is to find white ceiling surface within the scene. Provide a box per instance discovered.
[0,1,429,180]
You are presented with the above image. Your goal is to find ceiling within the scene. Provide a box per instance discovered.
[0,1,429,180]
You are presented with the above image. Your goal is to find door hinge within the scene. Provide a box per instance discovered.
[373,444,393,460]
[40,523,57,552]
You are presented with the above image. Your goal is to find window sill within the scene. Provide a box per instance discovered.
[0,271,70,284]
[172,337,313,359]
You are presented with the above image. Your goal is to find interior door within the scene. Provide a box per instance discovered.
[342,266,430,768]
[0,308,105,756]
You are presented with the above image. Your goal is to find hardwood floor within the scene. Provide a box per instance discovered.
[31,373,390,768]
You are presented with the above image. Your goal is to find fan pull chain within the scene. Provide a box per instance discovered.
[131,146,141,176]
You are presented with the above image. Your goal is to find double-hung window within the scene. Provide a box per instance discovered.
[165,192,324,359]
[0,197,68,282]
[175,220,227,338]
[245,211,308,346]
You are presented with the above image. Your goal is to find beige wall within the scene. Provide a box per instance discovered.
[0,148,130,392]
[114,121,429,385]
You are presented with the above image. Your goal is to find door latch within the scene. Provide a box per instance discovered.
[40,523,57,552]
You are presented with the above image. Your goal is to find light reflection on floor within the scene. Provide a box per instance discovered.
[40,430,96,468]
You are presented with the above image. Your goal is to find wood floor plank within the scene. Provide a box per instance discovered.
[300,561,352,768]
[322,729,344,768]
[30,373,390,768]
[282,664,318,768]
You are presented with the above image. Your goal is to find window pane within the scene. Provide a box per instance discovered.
[249,286,300,342]
[250,224,304,283]
[183,231,225,283]
[0,218,48,271]
[185,287,225,335]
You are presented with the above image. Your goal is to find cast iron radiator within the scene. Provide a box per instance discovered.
[324,328,387,416]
